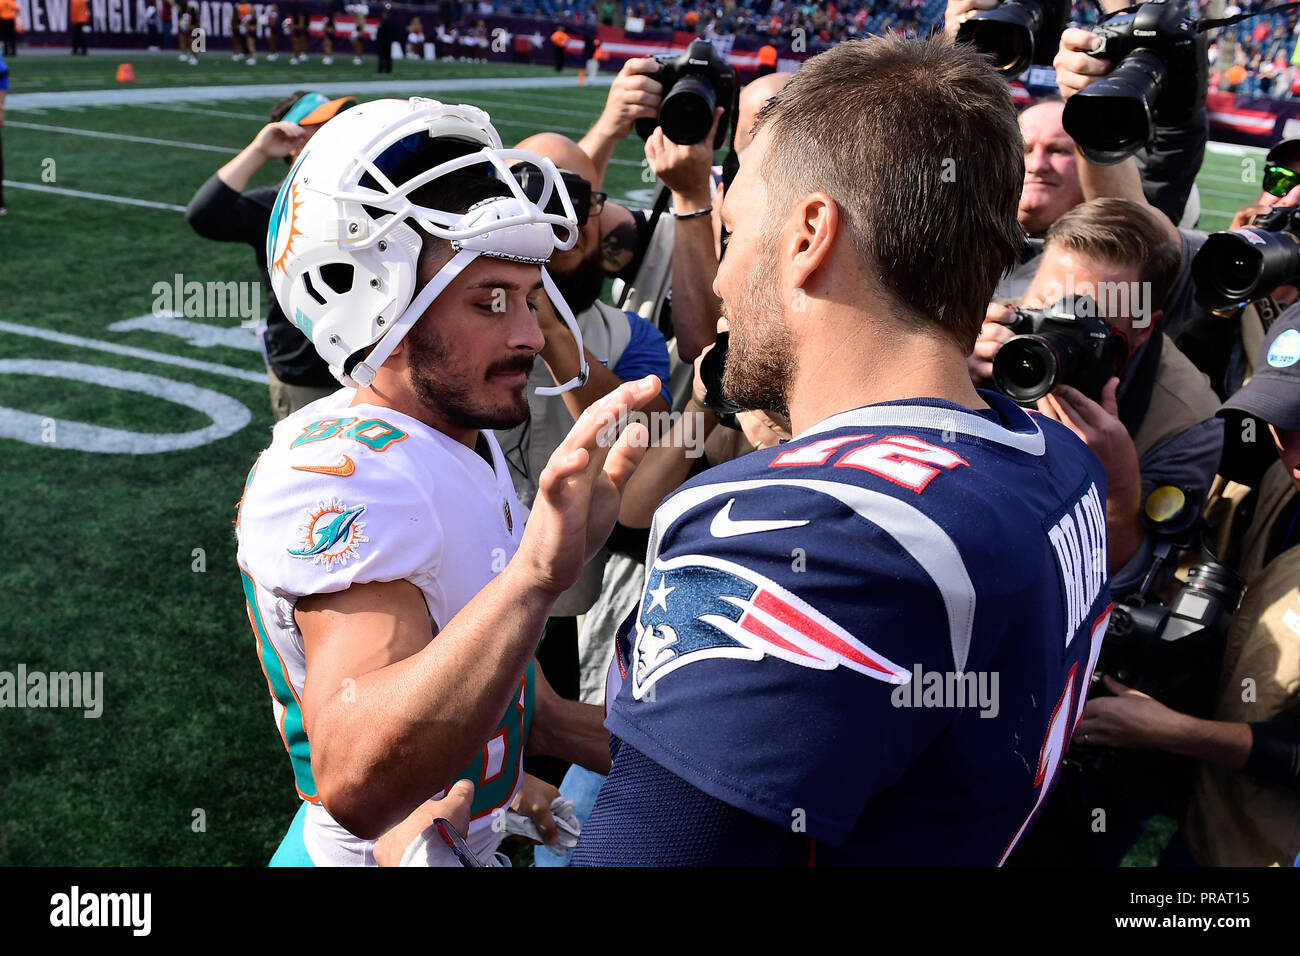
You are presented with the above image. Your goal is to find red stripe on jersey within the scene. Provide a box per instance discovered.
[740,611,816,658]
[753,589,895,676]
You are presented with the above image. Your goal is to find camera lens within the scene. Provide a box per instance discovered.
[1184,561,1245,610]
[955,0,1043,77]
[959,19,1033,75]
[993,335,1059,404]
[1192,229,1300,307]
[1063,50,1163,165]
[660,74,717,146]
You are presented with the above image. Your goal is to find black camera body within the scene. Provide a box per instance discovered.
[1062,0,1208,165]
[1068,532,1245,814]
[955,0,1069,78]
[1192,205,1300,308]
[991,296,1130,405]
[635,38,736,149]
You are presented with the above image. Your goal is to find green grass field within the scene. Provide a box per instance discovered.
[0,51,1263,865]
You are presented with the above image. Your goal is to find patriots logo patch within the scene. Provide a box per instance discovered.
[630,553,911,700]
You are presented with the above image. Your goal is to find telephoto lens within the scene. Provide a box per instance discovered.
[1062,49,1164,165]
[1192,214,1300,308]
[955,0,1043,76]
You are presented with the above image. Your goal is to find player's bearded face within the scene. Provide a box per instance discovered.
[721,218,796,418]
[405,312,534,430]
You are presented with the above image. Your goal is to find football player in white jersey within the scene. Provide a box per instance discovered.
[236,97,659,865]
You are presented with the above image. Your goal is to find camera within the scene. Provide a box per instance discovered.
[1191,205,1300,308]
[991,296,1130,405]
[955,0,1068,78]
[635,38,736,149]
[1061,0,1208,165]
[697,330,744,429]
[1068,522,1245,813]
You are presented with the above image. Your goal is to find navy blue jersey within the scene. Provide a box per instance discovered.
[600,391,1113,865]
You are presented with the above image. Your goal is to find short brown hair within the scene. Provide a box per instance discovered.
[1045,198,1182,310]
[751,34,1025,351]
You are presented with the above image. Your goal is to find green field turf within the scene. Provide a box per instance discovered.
[0,51,1264,865]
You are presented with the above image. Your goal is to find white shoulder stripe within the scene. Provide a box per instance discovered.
[647,477,977,673]
[798,403,1045,456]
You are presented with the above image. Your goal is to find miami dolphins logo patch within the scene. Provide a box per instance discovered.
[288,497,369,568]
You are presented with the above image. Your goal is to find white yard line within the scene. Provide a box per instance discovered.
[2,180,189,212]
[5,120,236,153]
[139,103,270,121]
[6,74,612,111]
[0,320,266,384]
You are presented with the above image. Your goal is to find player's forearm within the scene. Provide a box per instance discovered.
[529,698,613,774]
[311,566,559,840]
[670,204,723,362]
[216,143,271,194]
[619,397,715,528]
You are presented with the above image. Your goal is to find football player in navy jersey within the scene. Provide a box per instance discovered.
[571,34,1116,866]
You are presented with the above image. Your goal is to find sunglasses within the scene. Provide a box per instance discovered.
[513,166,604,226]
[1263,163,1300,198]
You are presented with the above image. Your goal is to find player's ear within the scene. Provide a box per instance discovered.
[786,192,839,294]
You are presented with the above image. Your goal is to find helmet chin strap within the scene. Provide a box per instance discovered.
[346,250,590,395]
[535,266,590,396]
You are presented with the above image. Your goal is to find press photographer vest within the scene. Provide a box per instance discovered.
[1125,333,1222,459]
[1186,461,1300,866]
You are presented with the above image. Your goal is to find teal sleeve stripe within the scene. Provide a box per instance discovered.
[241,568,318,802]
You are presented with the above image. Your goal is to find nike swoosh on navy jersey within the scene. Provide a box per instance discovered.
[709,498,808,538]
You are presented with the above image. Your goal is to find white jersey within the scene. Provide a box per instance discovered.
[236,389,532,866]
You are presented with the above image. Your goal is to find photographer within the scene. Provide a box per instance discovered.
[186,92,356,419]
[971,198,1223,598]
[1077,312,1300,866]
[1171,139,1300,401]
[577,52,741,362]
[948,0,1208,307]
[493,133,671,787]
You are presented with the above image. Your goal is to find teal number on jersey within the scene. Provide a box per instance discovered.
[456,659,534,821]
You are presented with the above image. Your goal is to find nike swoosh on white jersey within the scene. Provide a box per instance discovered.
[709,498,809,538]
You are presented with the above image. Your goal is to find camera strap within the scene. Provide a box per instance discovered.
[1116,327,1163,439]
[1196,1,1300,32]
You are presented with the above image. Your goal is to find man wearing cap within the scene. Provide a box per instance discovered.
[1073,310,1300,866]
[187,91,358,419]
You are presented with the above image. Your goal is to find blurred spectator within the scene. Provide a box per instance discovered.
[186,92,357,419]
[377,3,396,73]
[550,23,569,71]
[70,0,89,55]
[0,0,16,57]
[407,15,425,58]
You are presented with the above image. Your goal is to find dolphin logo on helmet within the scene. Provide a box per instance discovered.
[266,96,590,395]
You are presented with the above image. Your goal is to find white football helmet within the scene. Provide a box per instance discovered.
[267,96,590,393]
